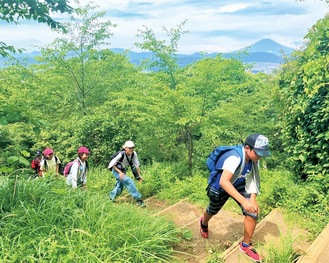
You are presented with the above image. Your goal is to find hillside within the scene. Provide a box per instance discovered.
[0,39,294,73]
[114,39,293,73]
[238,38,294,56]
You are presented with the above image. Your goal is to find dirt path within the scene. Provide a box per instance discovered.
[144,197,312,263]
[145,197,245,262]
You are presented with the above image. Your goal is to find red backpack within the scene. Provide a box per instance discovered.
[31,158,41,174]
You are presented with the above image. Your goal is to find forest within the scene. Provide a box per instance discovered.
[0,1,328,262]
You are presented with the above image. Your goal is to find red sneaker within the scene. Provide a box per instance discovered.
[199,217,208,238]
[239,242,261,262]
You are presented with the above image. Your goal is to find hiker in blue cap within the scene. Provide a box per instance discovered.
[200,133,271,262]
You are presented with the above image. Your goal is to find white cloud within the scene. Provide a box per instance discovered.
[0,0,328,54]
[217,3,254,13]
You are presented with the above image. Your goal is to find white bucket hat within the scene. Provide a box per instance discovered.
[123,140,135,148]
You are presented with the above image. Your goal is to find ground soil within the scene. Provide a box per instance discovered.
[143,197,311,263]
[145,197,247,262]
[117,196,312,263]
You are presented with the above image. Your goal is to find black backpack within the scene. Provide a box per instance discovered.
[109,150,124,170]
[108,150,136,175]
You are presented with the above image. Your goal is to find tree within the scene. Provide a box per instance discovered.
[33,4,134,116]
[135,20,188,89]
[0,0,75,131]
[0,0,74,57]
[180,56,249,171]
[279,15,329,178]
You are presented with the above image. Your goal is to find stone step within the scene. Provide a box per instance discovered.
[144,197,315,263]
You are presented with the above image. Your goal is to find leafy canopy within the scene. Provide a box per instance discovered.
[0,0,74,57]
[279,15,329,178]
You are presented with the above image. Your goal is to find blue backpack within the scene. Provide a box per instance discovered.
[206,145,243,172]
[206,145,244,190]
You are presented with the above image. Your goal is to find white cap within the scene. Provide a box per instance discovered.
[123,140,135,148]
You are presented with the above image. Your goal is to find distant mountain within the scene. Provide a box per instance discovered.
[0,39,295,73]
[114,38,294,72]
[239,38,294,56]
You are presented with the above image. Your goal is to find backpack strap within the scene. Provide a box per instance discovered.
[43,158,48,170]
[125,152,140,180]
[125,152,134,168]
[119,151,125,163]
[85,160,89,171]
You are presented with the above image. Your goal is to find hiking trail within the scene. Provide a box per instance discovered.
[142,196,328,263]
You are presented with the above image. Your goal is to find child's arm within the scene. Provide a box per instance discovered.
[249,193,259,213]
[220,170,258,214]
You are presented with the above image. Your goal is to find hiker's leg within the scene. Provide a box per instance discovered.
[109,171,124,200]
[234,182,258,244]
[243,215,257,244]
[203,187,229,225]
[121,175,142,200]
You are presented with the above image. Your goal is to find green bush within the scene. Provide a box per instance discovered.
[263,232,299,263]
[258,170,328,237]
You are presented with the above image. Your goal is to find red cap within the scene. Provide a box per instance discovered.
[78,146,90,154]
[43,148,53,156]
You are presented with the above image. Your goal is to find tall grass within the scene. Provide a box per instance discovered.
[263,233,299,263]
[1,163,327,262]
[0,174,180,262]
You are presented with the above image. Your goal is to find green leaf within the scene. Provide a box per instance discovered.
[7,156,19,164]
[299,154,306,162]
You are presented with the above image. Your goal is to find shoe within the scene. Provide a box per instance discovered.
[199,217,208,238]
[137,199,146,208]
[239,242,261,262]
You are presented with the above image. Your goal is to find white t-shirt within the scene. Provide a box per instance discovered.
[222,155,241,174]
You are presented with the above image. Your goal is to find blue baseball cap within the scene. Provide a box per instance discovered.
[245,133,271,157]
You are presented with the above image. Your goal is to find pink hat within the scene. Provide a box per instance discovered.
[78,146,90,154]
[43,148,53,156]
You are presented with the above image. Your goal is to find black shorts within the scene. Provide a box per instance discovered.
[206,182,258,220]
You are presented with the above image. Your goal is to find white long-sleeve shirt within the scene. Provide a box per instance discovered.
[108,151,140,171]
[66,158,87,188]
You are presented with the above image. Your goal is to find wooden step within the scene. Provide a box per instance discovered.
[221,208,309,263]
[297,222,329,263]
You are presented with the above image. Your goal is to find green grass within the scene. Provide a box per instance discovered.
[0,175,180,262]
[263,233,299,263]
[0,164,327,262]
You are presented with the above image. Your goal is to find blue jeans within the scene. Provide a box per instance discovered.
[109,170,142,200]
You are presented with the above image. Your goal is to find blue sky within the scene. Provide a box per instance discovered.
[1,0,328,54]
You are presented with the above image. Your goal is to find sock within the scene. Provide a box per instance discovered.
[200,220,208,229]
[242,242,251,247]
